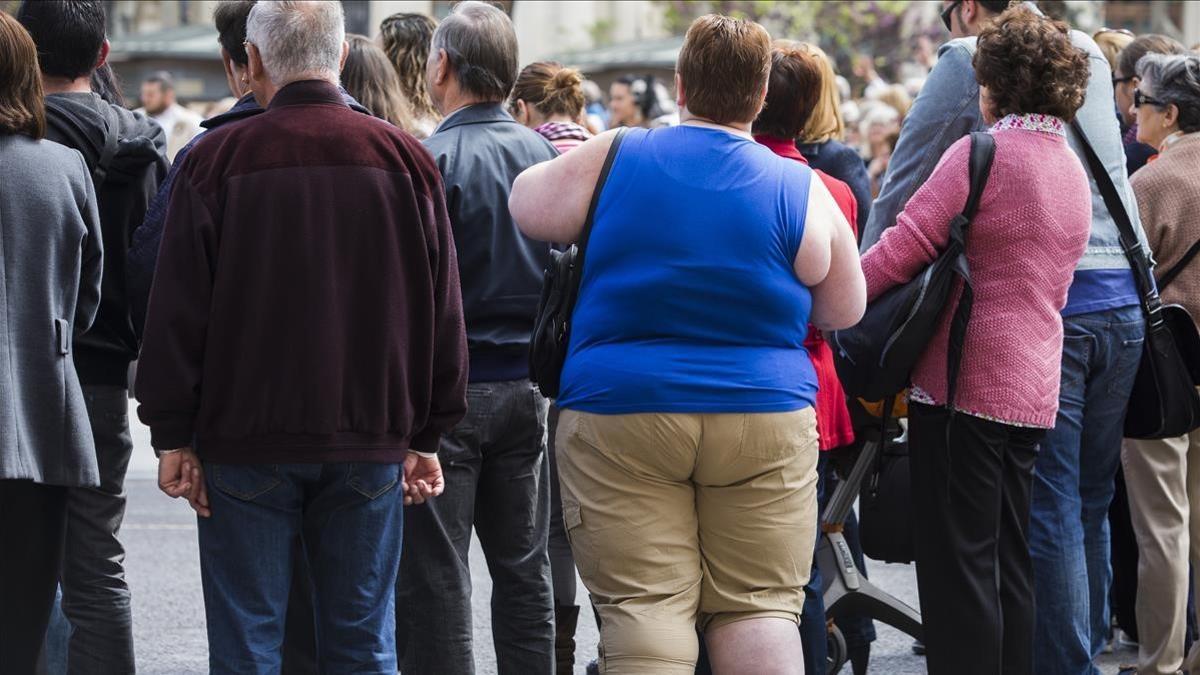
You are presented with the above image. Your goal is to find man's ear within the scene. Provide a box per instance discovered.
[339,40,350,71]
[96,39,110,69]
[433,48,450,86]
[247,42,265,82]
[675,72,686,110]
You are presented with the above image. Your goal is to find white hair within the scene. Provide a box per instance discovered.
[246,0,345,87]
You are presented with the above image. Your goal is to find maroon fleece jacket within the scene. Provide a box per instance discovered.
[136,80,467,463]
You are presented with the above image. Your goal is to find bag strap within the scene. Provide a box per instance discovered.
[576,127,630,262]
[962,131,995,223]
[1068,119,1161,318]
[944,132,996,408]
[45,98,121,189]
[1158,238,1200,292]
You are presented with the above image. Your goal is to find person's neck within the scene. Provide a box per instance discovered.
[437,88,493,119]
[41,74,92,96]
[680,112,753,140]
[542,114,577,126]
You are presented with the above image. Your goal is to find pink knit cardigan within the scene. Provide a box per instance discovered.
[861,120,1092,428]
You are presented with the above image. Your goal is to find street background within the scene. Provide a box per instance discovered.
[122,400,1128,674]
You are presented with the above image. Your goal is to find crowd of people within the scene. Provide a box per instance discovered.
[2,0,1200,675]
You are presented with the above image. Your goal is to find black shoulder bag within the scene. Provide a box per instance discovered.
[529,128,629,398]
[832,131,996,406]
[846,132,995,565]
[1069,120,1200,439]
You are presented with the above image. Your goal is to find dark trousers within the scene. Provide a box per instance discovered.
[397,379,554,675]
[0,480,68,673]
[547,405,578,607]
[50,385,136,674]
[910,403,1044,675]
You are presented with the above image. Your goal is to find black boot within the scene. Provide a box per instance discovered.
[555,605,581,675]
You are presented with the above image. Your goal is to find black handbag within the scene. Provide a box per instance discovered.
[529,128,629,398]
[856,401,916,564]
[1070,120,1200,440]
[832,132,995,406]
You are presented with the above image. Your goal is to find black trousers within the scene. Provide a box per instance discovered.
[909,403,1044,675]
[0,480,68,673]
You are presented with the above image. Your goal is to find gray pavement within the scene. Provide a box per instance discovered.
[123,401,1128,674]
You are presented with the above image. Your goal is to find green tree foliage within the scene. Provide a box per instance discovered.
[654,0,938,87]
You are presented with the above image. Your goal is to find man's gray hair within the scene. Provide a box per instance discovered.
[430,0,518,101]
[1137,53,1200,133]
[246,0,345,87]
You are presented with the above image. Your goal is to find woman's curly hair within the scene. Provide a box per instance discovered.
[973,6,1091,122]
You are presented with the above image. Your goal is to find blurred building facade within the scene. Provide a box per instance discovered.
[11,0,1188,108]
[103,0,669,105]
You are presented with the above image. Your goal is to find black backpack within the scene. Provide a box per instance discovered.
[529,128,629,398]
[831,132,996,406]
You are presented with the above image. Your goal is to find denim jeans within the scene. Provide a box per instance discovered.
[198,461,404,675]
[42,385,136,675]
[799,455,830,672]
[396,379,553,675]
[1030,305,1144,675]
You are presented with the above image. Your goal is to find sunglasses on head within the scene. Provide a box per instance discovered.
[941,0,963,32]
[1095,27,1136,38]
[1134,88,1165,108]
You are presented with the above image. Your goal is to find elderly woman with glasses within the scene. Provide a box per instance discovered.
[1122,52,1200,675]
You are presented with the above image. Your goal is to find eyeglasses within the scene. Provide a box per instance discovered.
[1112,75,1134,87]
[941,0,963,32]
[1133,88,1165,108]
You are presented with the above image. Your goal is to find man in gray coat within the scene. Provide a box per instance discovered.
[395,2,559,673]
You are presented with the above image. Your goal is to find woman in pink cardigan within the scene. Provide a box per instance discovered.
[859,9,1093,674]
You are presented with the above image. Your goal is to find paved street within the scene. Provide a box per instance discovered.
[123,400,1128,674]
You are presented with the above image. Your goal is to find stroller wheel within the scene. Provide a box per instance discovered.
[826,624,848,674]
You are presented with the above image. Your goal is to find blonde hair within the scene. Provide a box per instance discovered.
[795,42,845,144]
[876,83,912,120]
[1093,29,1135,72]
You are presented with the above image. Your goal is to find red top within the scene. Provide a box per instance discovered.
[756,135,857,450]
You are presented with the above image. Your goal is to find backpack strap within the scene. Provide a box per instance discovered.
[945,131,996,409]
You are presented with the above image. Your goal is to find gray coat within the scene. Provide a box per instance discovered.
[0,134,103,488]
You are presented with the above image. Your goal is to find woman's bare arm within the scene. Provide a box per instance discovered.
[509,129,620,244]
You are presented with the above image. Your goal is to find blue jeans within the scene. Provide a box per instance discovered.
[1030,305,1144,675]
[198,462,404,675]
[799,455,830,672]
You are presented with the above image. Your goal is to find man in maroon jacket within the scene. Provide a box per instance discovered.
[135,1,467,670]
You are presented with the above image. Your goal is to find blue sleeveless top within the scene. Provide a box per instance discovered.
[556,126,818,413]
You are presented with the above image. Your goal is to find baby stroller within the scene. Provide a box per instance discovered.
[816,399,923,673]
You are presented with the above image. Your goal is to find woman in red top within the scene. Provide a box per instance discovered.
[753,40,873,675]
[754,41,857,451]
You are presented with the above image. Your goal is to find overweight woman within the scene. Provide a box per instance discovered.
[510,14,864,675]
[0,11,103,671]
